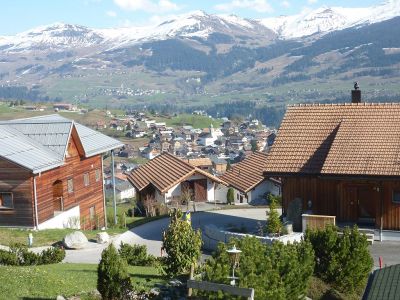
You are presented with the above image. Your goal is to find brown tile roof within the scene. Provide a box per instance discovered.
[221,152,270,193]
[264,103,400,177]
[184,158,213,167]
[128,152,226,193]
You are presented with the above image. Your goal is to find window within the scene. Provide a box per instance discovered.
[0,192,13,209]
[393,191,400,204]
[67,178,74,193]
[84,173,90,187]
[95,169,101,182]
[89,205,96,220]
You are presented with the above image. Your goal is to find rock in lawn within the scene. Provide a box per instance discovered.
[96,232,110,244]
[63,231,88,249]
[56,296,66,300]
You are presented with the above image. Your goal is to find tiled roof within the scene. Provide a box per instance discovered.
[128,153,226,193]
[364,264,400,300]
[264,103,400,177]
[221,152,270,193]
[184,158,212,167]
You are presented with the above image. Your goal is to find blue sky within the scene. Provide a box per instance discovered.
[0,0,383,35]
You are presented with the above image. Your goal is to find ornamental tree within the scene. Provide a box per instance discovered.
[162,209,202,277]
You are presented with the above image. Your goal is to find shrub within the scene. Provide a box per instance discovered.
[266,196,282,235]
[0,243,65,266]
[119,243,156,266]
[306,225,373,293]
[97,244,132,300]
[227,188,234,204]
[201,237,315,300]
[267,193,282,206]
[40,246,66,264]
[0,249,19,266]
[162,209,202,277]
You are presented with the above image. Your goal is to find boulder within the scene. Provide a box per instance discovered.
[62,231,88,249]
[96,232,110,244]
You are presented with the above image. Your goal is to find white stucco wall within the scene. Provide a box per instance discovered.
[214,184,229,203]
[207,179,215,202]
[165,182,181,203]
[38,205,80,230]
[119,188,136,200]
[248,180,281,204]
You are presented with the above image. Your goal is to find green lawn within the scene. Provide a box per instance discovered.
[0,263,164,300]
[155,113,222,129]
[0,227,126,247]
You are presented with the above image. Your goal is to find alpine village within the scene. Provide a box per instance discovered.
[2,1,400,299]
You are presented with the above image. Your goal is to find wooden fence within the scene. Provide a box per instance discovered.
[302,214,336,232]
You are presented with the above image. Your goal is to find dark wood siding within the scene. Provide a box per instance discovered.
[282,176,400,230]
[35,133,105,229]
[0,159,34,227]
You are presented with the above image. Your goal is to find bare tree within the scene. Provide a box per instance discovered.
[143,194,156,217]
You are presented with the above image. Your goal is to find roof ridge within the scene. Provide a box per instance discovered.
[0,114,71,124]
[288,102,400,108]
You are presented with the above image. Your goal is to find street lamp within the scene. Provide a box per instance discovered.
[226,244,242,286]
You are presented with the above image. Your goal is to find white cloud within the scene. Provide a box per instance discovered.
[281,1,290,8]
[307,0,318,4]
[114,0,180,13]
[106,10,117,17]
[214,0,274,13]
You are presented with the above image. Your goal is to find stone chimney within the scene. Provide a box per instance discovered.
[352,82,361,103]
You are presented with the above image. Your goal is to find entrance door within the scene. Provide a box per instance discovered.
[52,180,63,212]
[343,185,376,224]
[358,186,376,223]
[194,179,207,202]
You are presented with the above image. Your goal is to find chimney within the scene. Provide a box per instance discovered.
[352,82,361,103]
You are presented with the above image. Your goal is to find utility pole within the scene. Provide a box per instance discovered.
[111,150,117,225]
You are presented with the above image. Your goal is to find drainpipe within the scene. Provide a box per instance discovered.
[101,155,107,229]
[380,182,383,242]
[111,150,117,226]
[33,176,39,230]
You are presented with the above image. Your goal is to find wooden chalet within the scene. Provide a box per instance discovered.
[128,153,227,203]
[264,101,400,238]
[0,115,123,229]
[221,152,280,204]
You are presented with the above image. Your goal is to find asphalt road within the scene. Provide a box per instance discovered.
[114,208,268,257]
[63,208,268,262]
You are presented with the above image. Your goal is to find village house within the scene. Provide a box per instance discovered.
[197,124,223,146]
[264,91,400,240]
[0,114,123,229]
[221,152,281,204]
[128,153,227,204]
[53,103,77,111]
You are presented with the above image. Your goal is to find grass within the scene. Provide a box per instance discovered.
[0,227,126,247]
[0,200,169,247]
[155,113,222,129]
[307,276,363,300]
[0,263,164,300]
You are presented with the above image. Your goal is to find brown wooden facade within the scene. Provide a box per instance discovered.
[0,132,105,229]
[282,176,400,230]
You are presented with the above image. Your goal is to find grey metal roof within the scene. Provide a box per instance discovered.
[0,125,63,173]
[75,123,124,157]
[0,114,124,173]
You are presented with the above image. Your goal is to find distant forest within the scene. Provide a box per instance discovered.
[0,86,62,102]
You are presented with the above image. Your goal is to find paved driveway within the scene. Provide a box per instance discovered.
[114,208,268,257]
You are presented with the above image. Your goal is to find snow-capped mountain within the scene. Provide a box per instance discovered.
[0,11,275,53]
[261,0,400,39]
[1,0,400,53]
[0,23,104,52]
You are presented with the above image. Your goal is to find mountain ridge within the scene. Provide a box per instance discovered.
[1,0,400,52]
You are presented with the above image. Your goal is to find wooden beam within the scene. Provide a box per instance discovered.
[187,280,254,300]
